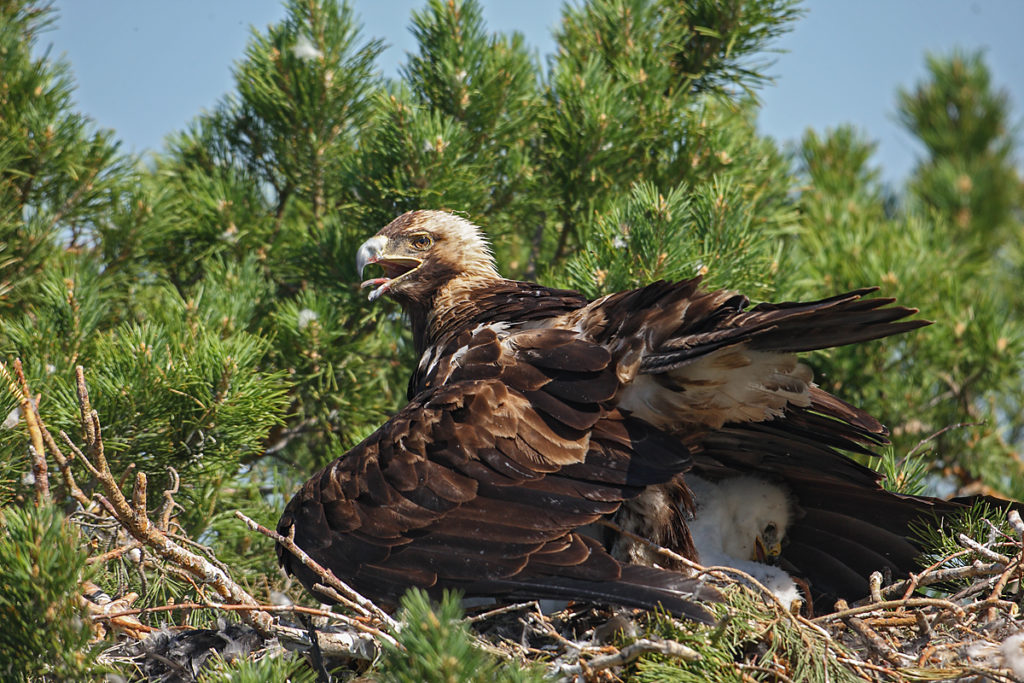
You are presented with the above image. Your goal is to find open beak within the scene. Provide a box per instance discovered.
[356,235,422,302]
[753,535,782,564]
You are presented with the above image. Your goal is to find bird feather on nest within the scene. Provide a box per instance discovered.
[277,209,1019,619]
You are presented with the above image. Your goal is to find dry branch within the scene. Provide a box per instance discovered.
[815,597,967,625]
[0,359,49,503]
[551,638,701,680]
[959,532,1012,564]
[63,366,272,635]
[233,510,399,633]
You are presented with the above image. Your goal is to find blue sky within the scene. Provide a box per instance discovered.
[42,1,1023,184]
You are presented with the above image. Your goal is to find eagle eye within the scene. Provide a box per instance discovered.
[410,234,433,250]
[764,523,777,536]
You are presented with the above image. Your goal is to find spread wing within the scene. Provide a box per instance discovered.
[278,329,717,620]
[578,279,927,430]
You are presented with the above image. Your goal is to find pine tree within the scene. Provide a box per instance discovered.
[785,54,1024,499]
[1,0,1022,679]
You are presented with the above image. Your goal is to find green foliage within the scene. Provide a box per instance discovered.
[912,500,1018,587]
[875,446,930,496]
[198,651,316,682]
[377,589,544,683]
[400,0,544,234]
[0,504,101,681]
[0,2,131,314]
[1,0,1022,678]
[784,101,1024,499]
[633,591,863,682]
[542,0,798,263]
[899,51,1021,250]
[557,178,781,299]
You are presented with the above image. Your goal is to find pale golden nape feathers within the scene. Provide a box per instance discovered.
[378,209,499,281]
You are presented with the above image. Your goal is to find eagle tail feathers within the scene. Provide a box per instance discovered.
[472,564,721,623]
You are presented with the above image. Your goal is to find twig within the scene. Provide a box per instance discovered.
[814,598,966,624]
[957,533,1011,565]
[233,511,398,631]
[963,597,1019,615]
[466,601,539,624]
[960,665,1023,683]
[166,532,234,577]
[12,362,48,501]
[156,467,180,532]
[906,422,978,458]
[735,663,797,683]
[522,611,579,653]
[97,600,364,624]
[878,558,1007,601]
[66,366,273,635]
[551,638,700,679]
[914,609,933,640]
[815,593,966,626]
[86,541,142,565]
[985,557,1021,622]
[868,572,883,603]
[0,359,49,503]
[36,413,91,508]
[1009,510,1024,538]
[892,549,972,602]
[834,656,903,680]
[834,599,905,667]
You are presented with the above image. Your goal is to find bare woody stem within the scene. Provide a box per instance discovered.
[234,510,399,632]
[0,359,49,504]
[66,366,273,636]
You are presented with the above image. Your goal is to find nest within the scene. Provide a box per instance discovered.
[15,365,1023,681]
[90,513,1023,682]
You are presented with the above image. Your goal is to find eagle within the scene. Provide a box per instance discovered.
[277,210,991,618]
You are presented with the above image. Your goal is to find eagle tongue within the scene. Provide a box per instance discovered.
[360,277,391,301]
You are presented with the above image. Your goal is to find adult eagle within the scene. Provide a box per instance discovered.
[278,210,978,617]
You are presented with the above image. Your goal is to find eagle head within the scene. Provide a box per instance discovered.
[357,210,498,306]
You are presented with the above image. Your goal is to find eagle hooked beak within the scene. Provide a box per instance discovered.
[356,235,423,302]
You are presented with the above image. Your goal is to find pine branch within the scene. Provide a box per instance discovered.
[58,365,273,635]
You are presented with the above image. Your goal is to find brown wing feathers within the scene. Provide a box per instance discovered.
[278,330,713,616]
[574,280,928,375]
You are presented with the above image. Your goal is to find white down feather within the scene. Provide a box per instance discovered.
[686,474,802,610]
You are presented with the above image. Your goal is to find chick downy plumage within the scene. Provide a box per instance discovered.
[686,475,802,609]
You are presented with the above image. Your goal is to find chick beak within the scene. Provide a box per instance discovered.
[753,535,782,564]
[754,536,768,563]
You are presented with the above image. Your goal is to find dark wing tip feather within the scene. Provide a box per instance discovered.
[477,564,720,623]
